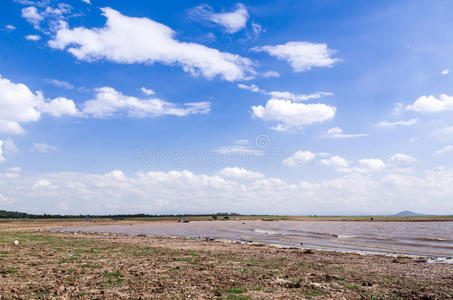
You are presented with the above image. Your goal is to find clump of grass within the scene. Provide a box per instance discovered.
[78,291,90,296]
[225,287,247,294]
[66,274,81,285]
[61,255,79,262]
[7,269,18,274]
[82,264,101,269]
[105,270,124,286]
[337,280,359,289]
[306,287,327,296]
[226,295,251,300]
[175,257,198,265]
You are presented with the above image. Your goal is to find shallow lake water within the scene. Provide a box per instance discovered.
[52,220,453,258]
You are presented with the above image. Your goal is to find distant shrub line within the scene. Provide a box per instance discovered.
[0,210,241,219]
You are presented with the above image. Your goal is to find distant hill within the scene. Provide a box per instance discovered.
[393,210,425,217]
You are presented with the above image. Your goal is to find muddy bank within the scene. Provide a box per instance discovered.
[0,221,452,299]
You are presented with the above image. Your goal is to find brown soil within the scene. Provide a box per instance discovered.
[0,221,452,299]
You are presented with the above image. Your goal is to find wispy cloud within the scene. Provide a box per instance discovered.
[322,127,367,139]
[189,3,249,34]
[30,143,57,153]
[45,79,74,89]
[25,34,41,41]
[435,145,453,156]
[237,83,333,102]
[376,118,419,128]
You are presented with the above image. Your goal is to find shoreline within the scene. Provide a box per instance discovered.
[51,228,453,263]
[1,220,453,299]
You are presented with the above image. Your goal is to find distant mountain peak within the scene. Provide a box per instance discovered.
[393,210,424,217]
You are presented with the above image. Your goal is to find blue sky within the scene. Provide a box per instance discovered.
[1,0,453,215]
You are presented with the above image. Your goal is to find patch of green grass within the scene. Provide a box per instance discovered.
[61,255,79,262]
[306,287,327,296]
[337,280,359,289]
[244,258,266,266]
[6,269,18,274]
[105,270,124,286]
[225,287,247,294]
[226,295,251,300]
[78,291,91,296]
[332,265,344,271]
[82,264,101,269]
[175,257,199,265]
[66,274,82,285]
[189,251,199,257]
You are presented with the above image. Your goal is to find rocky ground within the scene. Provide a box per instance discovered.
[0,220,452,299]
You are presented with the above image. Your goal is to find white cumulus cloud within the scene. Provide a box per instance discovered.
[218,167,263,179]
[3,167,453,215]
[0,74,78,134]
[321,155,349,168]
[406,94,453,113]
[283,150,316,167]
[358,158,386,172]
[38,97,80,117]
[252,99,336,131]
[252,41,340,72]
[49,8,254,81]
[389,153,417,172]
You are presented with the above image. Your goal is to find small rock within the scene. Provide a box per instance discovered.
[362,281,373,287]
[13,240,19,245]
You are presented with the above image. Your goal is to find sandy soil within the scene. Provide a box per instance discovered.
[0,220,452,299]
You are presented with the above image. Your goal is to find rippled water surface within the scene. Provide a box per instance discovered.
[52,220,453,257]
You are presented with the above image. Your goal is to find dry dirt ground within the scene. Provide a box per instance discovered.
[0,220,452,299]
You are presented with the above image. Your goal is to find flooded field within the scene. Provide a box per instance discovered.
[52,220,453,257]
